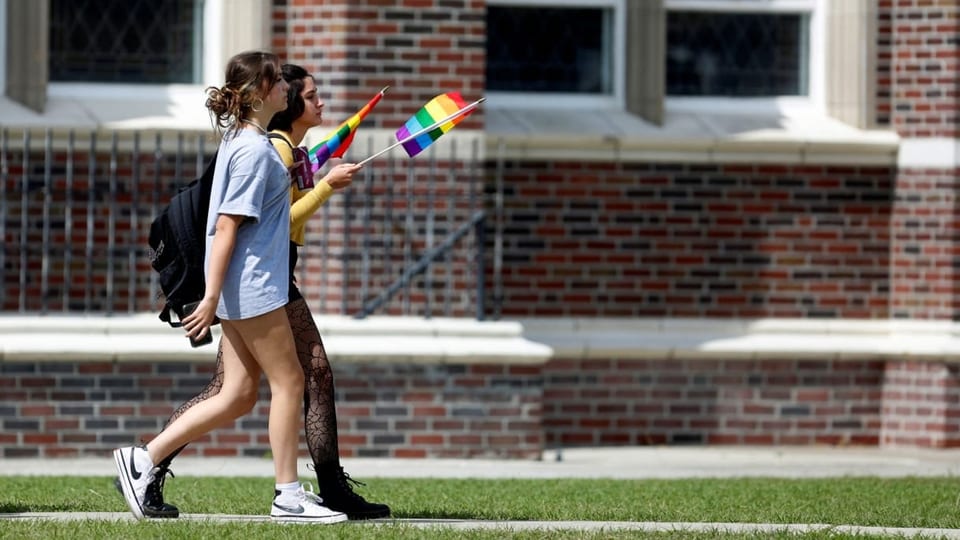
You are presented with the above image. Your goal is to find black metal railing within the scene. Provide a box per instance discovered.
[0,128,500,320]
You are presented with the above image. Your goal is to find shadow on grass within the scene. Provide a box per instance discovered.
[0,503,78,513]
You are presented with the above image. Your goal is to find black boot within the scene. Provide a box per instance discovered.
[143,465,179,518]
[113,464,179,518]
[316,463,391,520]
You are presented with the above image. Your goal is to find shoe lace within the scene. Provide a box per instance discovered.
[300,482,325,505]
[335,466,369,502]
[308,463,369,502]
[146,466,175,503]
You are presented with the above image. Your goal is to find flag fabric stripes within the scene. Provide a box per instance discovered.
[308,86,387,171]
[395,92,477,157]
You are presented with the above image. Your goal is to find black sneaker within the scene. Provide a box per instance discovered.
[113,465,179,518]
[316,463,391,520]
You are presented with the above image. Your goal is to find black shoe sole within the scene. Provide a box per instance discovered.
[345,509,391,520]
[143,505,180,519]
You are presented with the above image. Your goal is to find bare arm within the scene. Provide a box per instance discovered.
[182,213,243,341]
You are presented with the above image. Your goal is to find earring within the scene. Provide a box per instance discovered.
[251,98,264,112]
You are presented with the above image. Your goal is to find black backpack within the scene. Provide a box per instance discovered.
[148,152,219,329]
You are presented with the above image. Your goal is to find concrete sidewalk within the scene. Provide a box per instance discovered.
[1,446,959,479]
[3,512,960,538]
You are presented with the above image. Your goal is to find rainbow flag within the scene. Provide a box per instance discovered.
[308,86,388,170]
[396,92,480,157]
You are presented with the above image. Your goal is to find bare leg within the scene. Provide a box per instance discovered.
[168,300,339,467]
[155,341,227,467]
[144,326,261,465]
[222,306,304,484]
[165,341,226,428]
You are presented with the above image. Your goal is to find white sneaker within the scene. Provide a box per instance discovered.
[271,484,348,524]
[113,445,156,519]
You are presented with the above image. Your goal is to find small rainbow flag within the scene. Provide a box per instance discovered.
[396,92,481,157]
[308,86,388,170]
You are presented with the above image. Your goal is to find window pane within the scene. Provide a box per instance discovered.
[49,0,202,83]
[487,6,611,94]
[666,11,807,96]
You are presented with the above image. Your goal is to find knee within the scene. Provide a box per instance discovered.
[226,380,259,416]
[286,369,305,395]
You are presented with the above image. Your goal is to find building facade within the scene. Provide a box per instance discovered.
[3,0,960,458]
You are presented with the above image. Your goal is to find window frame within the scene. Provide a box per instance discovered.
[46,0,222,104]
[484,0,627,110]
[664,0,826,117]
[1,0,271,128]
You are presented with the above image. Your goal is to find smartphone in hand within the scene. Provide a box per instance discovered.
[182,300,213,347]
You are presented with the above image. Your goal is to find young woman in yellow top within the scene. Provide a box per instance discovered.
[130,64,389,520]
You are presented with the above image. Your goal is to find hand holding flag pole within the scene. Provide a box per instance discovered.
[358,93,485,166]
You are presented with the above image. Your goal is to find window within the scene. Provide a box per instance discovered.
[49,0,203,84]
[485,0,626,108]
[665,0,819,99]
[667,11,808,96]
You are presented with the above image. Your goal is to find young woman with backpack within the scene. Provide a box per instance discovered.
[115,60,389,521]
[113,51,360,523]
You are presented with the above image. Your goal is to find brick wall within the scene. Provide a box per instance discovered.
[881,361,960,447]
[887,0,960,319]
[889,167,960,319]
[888,0,959,138]
[272,0,485,130]
[0,360,542,459]
[7,355,960,457]
[544,357,884,447]
[491,160,894,318]
[544,356,960,450]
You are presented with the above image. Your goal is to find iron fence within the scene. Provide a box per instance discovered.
[0,128,501,320]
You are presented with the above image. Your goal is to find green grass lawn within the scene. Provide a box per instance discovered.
[1,476,959,539]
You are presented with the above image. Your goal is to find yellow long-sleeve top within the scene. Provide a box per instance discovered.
[269,130,334,246]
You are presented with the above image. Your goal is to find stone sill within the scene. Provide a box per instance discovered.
[2,316,960,363]
[486,104,899,166]
[0,314,551,364]
[520,318,960,362]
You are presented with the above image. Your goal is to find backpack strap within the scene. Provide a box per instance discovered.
[172,152,218,269]
[267,132,295,150]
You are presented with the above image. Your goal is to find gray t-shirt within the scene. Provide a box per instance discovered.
[205,129,291,320]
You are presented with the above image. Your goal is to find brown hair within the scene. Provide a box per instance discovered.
[267,64,312,133]
[205,50,282,136]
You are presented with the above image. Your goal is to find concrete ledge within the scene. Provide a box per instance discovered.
[519,318,960,361]
[0,314,551,364]
[486,105,899,166]
[4,315,960,363]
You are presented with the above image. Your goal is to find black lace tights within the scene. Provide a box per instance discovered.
[159,298,339,467]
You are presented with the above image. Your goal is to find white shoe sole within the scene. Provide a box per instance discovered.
[271,512,348,524]
[112,448,145,519]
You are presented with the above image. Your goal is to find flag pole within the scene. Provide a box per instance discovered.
[308,85,391,156]
[357,97,485,166]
